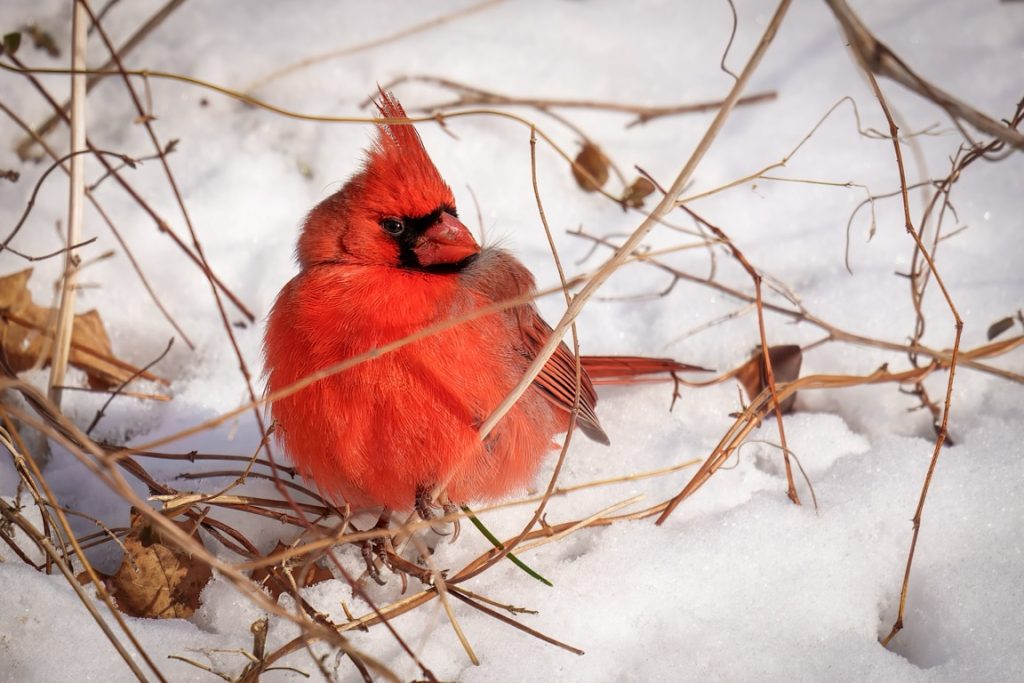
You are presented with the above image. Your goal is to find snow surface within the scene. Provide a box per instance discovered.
[2,0,1023,681]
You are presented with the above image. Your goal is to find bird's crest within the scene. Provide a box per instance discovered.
[361,89,454,217]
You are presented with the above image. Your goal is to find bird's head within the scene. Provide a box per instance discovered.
[297,91,480,273]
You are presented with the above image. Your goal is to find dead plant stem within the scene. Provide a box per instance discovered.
[46,1,87,406]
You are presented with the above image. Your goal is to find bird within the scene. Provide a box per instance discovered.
[264,91,702,529]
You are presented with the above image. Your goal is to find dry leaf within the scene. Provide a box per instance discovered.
[986,316,1015,341]
[571,142,610,192]
[103,509,212,619]
[0,268,162,388]
[621,176,656,209]
[251,541,334,601]
[736,345,803,415]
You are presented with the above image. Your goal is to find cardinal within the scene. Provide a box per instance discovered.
[264,92,701,533]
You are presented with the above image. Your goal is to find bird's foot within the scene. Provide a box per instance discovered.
[414,486,462,542]
[414,484,436,520]
[361,509,394,586]
[414,485,447,537]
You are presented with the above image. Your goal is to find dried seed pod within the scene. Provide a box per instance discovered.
[736,345,803,415]
[986,316,1015,341]
[621,176,657,208]
[571,142,610,192]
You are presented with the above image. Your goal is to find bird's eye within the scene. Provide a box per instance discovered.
[380,218,405,236]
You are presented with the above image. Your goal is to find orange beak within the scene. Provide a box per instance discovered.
[413,212,480,267]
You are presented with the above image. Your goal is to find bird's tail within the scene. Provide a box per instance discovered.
[580,355,711,385]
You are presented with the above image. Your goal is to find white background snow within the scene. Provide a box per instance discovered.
[1,0,1023,681]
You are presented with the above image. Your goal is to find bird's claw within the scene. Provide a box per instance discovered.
[443,502,461,543]
[414,485,446,536]
[414,485,435,521]
[361,508,395,585]
[415,486,461,542]
[361,537,395,585]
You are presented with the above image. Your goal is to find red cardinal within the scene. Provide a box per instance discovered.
[264,92,699,519]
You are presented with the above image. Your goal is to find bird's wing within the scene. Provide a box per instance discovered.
[518,307,610,446]
[460,248,609,445]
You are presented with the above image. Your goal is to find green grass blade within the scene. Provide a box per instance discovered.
[461,505,552,587]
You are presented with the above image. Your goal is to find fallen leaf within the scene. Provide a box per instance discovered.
[986,316,1015,341]
[0,268,165,388]
[736,345,803,415]
[571,142,610,192]
[105,509,213,619]
[251,541,334,600]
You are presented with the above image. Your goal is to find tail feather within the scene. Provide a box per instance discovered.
[581,355,711,385]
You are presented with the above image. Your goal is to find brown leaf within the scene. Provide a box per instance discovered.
[71,310,124,390]
[571,142,610,192]
[251,541,334,601]
[736,345,803,415]
[987,316,1015,341]
[106,509,212,619]
[621,177,656,208]
[0,268,164,388]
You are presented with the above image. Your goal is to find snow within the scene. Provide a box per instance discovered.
[2,0,1023,680]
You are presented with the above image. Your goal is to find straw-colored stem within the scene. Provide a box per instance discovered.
[47,0,88,405]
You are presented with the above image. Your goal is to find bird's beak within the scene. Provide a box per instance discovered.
[414,212,480,267]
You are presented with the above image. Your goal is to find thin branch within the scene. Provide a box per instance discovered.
[86,338,174,435]
[719,0,740,81]
[448,587,584,656]
[859,63,965,650]
[244,0,506,92]
[372,73,776,128]
[823,0,1024,149]
[16,0,189,159]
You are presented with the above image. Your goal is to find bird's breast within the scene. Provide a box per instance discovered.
[264,263,556,509]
